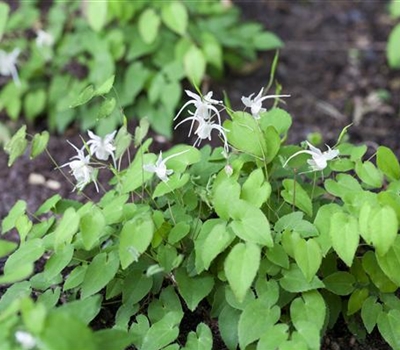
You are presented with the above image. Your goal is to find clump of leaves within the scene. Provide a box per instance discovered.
[2,79,400,349]
[0,1,282,138]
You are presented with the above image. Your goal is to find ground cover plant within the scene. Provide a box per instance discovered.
[0,0,282,137]
[2,72,400,349]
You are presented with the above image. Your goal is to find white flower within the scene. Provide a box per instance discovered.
[283,141,339,172]
[241,87,290,119]
[174,90,222,133]
[143,150,189,182]
[36,30,54,47]
[15,331,36,350]
[175,113,229,153]
[61,141,98,192]
[87,130,116,166]
[0,48,20,86]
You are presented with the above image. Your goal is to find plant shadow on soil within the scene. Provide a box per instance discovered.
[1,1,399,349]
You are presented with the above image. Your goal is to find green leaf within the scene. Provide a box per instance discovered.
[257,324,289,350]
[35,194,61,216]
[212,176,241,221]
[141,312,181,350]
[58,295,102,324]
[175,268,214,312]
[80,206,106,250]
[3,238,44,281]
[69,85,95,108]
[54,207,80,250]
[0,239,17,258]
[387,24,400,68]
[377,236,400,286]
[24,89,46,121]
[377,146,400,181]
[323,271,355,296]
[293,238,322,282]
[378,310,400,349]
[361,296,383,334]
[0,2,9,40]
[290,291,325,331]
[363,251,397,293]
[184,45,206,87]
[281,179,313,217]
[0,262,33,284]
[120,149,155,193]
[355,160,383,188]
[97,97,116,120]
[86,0,108,32]
[114,124,132,159]
[224,242,261,303]
[122,269,153,305]
[224,111,268,159]
[369,206,398,256]
[119,212,154,269]
[253,31,283,50]
[200,32,223,70]
[94,329,133,350]
[241,168,271,208]
[2,199,26,234]
[329,212,359,267]
[138,8,161,44]
[279,264,324,293]
[229,201,273,247]
[134,117,150,147]
[153,173,190,198]
[161,1,188,36]
[95,75,115,96]
[348,288,369,315]
[238,297,280,349]
[183,323,213,350]
[4,125,28,166]
[264,125,281,163]
[81,250,120,299]
[196,220,234,271]
[41,311,96,350]
[43,245,74,280]
[168,221,190,245]
[30,130,49,159]
[218,305,240,350]
[64,265,87,291]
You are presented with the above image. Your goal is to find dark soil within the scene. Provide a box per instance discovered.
[1,1,399,349]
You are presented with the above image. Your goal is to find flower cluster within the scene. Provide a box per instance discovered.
[61,130,116,192]
[174,90,229,153]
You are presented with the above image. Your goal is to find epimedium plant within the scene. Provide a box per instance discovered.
[2,80,400,350]
[0,0,282,138]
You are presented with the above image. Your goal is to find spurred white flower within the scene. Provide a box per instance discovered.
[241,87,290,119]
[283,141,339,172]
[175,113,229,153]
[87,130,116,166]
[15,331,36,350]
[36,29,54,47]
[61,141,98,192]
[0,48,20,86]
[174,90,222,127]
[143,150,189,182]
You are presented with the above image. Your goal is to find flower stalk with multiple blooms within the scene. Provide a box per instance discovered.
[60,130,117,192]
